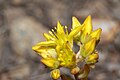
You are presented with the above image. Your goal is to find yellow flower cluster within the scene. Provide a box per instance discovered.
[32,15,102,80]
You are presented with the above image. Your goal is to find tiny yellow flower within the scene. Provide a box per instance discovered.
[32,21,77,69]
[57,42,76,68]
[51,69,60,79]
[32,15,102,80]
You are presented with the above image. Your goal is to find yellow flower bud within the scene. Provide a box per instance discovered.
[80,38,96,57]
[85,51,99,64]
[72,16,81,29]
[90,28,102,40]
[51,69,60,79]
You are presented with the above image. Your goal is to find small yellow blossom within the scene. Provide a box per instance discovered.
[57,42,76,68]
[32,15,102,80]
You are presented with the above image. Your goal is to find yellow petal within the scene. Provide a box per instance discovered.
[37,48,57,59]
[32,41,56,53]
[37,41,55,47]
[68,24,83,40]
[41,58,59,68]
[81,38,96,57]
[85,38,96,51]
[51,69,60,79]
[32,45,57,58]
[32,45,41,51]
[80,16,93,43]
[32,46,48,53]
[72,16,81,29]
[83,15,92,35]
[80,30,87,43]
[90,28,102,40]
[56,22,68,43]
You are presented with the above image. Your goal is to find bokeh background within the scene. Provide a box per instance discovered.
[0,0,120,80]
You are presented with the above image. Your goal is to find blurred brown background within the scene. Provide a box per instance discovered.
[0,0,120,80]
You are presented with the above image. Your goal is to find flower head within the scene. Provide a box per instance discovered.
[32,15,102,80]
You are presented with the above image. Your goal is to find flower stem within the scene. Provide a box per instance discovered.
[74,74,81,80]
